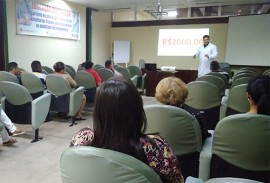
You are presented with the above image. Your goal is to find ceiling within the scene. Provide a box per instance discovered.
[66,0,270,13]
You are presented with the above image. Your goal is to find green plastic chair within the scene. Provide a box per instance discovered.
[0,71,19,84]
[238,67,257,73]
[226,84,249,116]
[128,65,143,78]
[65,67,75,79]
[115,67,138,86]
[0,81,51,142]
[183,81,221,130]
[196,75,226,96]
[230,77,253,89]
[21,73,46,99]
[211,114,270,182]
[46,74,85,126]
[65,65,76,77]
[144,104,202,179]
[206,72,229,88]
[60,146,162,183]
[93,64,104,71]
[233,72,256,81]
[42,66,54,74]
[262,69,270,76]
[96,68,114,82]
[204,177,263,183]
[75,71,97,103]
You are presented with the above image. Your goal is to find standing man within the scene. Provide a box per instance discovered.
[193,35,218,77]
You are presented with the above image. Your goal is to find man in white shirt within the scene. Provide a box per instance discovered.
[193,35,218,77]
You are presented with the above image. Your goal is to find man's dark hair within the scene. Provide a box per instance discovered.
[203,35,210,39]
[31,60,42,73]
[8,62,18,71]
[53,61,65,72]
[210,61,220,71]
[85,61,94,69]
[105,60,112,68]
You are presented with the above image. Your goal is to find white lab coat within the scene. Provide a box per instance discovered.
[195,43,218,77]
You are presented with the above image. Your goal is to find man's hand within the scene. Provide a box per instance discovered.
[204,54,209,59]
[193,55,196,59]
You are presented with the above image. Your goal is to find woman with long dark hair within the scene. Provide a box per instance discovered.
[70,76,184,183]
[246,75,270,115]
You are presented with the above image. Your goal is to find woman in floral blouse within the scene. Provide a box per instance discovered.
[70,76,184,183]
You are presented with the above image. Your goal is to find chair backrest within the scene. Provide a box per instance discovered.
[206,72,229,85]
[230,77,253,89]
[75,71,96,89]
[185,81,221,110]
[0,71,19,84]
[139,59,145,69]
[262,69,270,76]
[65,67,75,79]
[144,104,202,155]
[65,65,76,76]
[60,146,162,183]
[211,114,270,182]
[233,72,257,81]
[196,75,225,95]
[21,73,45,94]
[115,67,131,79]
[94,64,104,71]
[226,84,249,116]
[0,81,33,105]
[238,67,257,73]
[127,65,143,78]
[46,74,72,96]
[42,66,54,74]
[204,177,263,183]
[96,68,114,81]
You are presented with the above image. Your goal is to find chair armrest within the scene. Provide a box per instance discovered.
[31,93,51,130]
[1,97,6,112]
[131,75,138,86]
[69,86,84,116]
[199,130,214,181]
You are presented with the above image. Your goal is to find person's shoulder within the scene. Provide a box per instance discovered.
[70,127,94,147]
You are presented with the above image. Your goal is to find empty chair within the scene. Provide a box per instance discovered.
[225,84,249,116]
[0,81,51,142]
[128,65,145,90]
[93,64,104,71]
[21,73,46,99]
[65,65,76,77]
[0,71,19,83]
[262,69,270,76]
[183,81,221,130]
[210,114,270,182]
[60,146,162,183]
[196,75,225,96]
[41,66,54,74]
[230,77,253,89]
[96,68,114,82]
[46,74,84,126]
[144,104,202,179]
[75,71,96,103]
[233,72,257,81]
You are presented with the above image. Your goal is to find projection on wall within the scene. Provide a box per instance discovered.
[158,28,209,56]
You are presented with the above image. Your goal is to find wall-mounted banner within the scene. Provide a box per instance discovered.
[16,0,80,40]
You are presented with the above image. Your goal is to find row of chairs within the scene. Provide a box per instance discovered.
[144,104,270,182]
[60,105,269,183]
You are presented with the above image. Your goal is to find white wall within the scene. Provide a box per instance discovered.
[6,0,86,71]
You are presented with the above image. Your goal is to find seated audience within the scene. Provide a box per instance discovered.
[70,76,184,183]
[155,77,211,143]
[105,60,122,77]
[0,109,25,146]
[246,75,270,115]
[31,60,47,87]
[210,60,230,80]
[53,61,86,120]
[84,61,102,86]
[77,62,86,71]
[8,62,21,76]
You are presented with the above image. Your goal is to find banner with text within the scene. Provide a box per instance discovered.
[16,0,80,40]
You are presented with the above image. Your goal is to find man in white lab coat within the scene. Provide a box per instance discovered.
[193,35,218,77]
